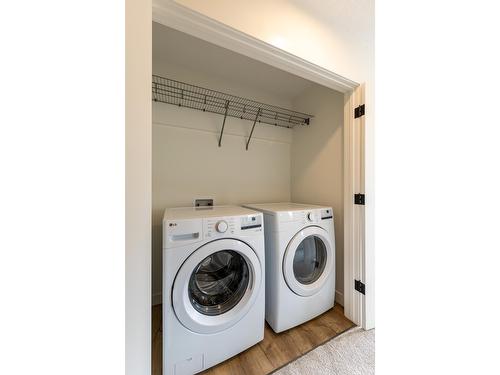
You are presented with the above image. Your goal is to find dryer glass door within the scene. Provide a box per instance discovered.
[293,235,327,285]
[189,250,249,316]
[283,226,334,297]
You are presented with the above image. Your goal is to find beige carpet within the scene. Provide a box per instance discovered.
[274,328,375,375]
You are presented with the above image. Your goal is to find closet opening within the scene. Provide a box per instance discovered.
[151,20,364,375]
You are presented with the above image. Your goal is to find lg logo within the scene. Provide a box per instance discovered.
[169,222,177,227]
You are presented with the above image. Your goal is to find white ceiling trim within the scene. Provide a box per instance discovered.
[152,0,359,93]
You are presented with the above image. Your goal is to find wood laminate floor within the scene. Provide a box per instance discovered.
[152,304,354,375]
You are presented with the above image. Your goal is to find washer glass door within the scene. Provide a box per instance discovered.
[172,238,262,334]
[189,250,249,316]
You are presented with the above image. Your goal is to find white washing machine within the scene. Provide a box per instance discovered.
[243,203,335,333]
[163,206,265,375]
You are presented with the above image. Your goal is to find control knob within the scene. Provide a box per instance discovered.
[215,220,228,233]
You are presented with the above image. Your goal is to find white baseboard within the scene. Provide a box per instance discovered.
[335,290,344,306]
[152,292,162,306]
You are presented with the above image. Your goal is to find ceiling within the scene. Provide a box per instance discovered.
[152,22,314,101]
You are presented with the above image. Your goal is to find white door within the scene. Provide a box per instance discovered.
[172,238,262,334]
[344,83,371,328]
[283,226,334,297]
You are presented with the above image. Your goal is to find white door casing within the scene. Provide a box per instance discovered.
[282,226,334,297]
[172,239,262,334]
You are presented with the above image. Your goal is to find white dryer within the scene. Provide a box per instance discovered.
[243,203,335,333]
[163,206,265,375]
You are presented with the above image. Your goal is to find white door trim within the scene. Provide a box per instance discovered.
[152,0,369,328]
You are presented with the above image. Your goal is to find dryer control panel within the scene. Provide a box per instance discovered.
[278,208,334,225]
[204,214,262,239]
[304,208,334,222]
[320,208,333,220]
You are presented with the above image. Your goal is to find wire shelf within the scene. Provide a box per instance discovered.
[152,75,313,129]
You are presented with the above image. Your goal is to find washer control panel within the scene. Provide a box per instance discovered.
[240,214,262,231]
[204,214,262,239]
[205,217,237,238]
[215,220,229,233]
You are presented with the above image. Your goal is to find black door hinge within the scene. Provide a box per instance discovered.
[354,104,365,118]
[354,193,365,205]
[355,279,365,295]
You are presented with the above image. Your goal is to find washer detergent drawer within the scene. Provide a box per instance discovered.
[174,354,204,375]
[164,219,203,248]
